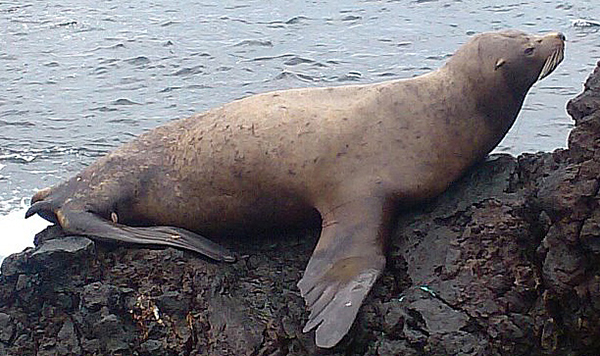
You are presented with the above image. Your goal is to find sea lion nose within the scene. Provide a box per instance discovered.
[555,32,566,41]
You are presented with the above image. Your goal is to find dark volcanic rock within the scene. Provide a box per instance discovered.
[1,62,600,355]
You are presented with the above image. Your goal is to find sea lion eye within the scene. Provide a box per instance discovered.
[524,47,535,55]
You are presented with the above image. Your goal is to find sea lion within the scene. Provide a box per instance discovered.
[25,30,565,348]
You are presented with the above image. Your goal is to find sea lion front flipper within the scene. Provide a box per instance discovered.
[298,197,389,348]
[56,209,236,262]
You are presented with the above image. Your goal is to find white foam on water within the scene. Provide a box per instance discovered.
[0,199,51,260]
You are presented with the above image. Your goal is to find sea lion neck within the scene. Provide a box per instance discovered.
[440,54,525,135]
[444,51,524,103]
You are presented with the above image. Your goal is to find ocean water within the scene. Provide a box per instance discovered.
[1,0,599,259]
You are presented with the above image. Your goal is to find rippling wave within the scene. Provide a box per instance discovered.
[0,0,597,219]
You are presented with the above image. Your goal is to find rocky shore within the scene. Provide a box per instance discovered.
[1,62,600,355]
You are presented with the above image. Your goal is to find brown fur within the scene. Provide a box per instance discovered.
[27,30,565,348]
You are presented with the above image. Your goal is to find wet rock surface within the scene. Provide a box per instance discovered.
[2,63,600,355]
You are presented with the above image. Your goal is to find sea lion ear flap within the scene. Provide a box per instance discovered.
[495,58,506,70]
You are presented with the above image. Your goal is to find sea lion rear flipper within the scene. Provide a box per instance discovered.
[57,210,236,262]
[298,197,388,348]
[26,200,59,224]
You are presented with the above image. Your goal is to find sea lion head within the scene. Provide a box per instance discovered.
[448,30,565,99]
[490,30,565,88]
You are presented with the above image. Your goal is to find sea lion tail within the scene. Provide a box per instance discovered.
[25,186,236,262]
[26,200,59,224]
[26,185,75,224]
[31,187,53,204]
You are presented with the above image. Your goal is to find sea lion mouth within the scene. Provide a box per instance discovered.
[538,46,564,81]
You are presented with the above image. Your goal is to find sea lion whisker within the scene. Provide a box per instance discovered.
[538,48,564,81]
[540,52,554,80]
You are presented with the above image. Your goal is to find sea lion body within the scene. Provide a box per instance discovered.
[26,30,565,348]
[89,79,470,229]
[51,77,475,234]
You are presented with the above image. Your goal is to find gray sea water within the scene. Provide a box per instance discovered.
[0,1,599,253]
